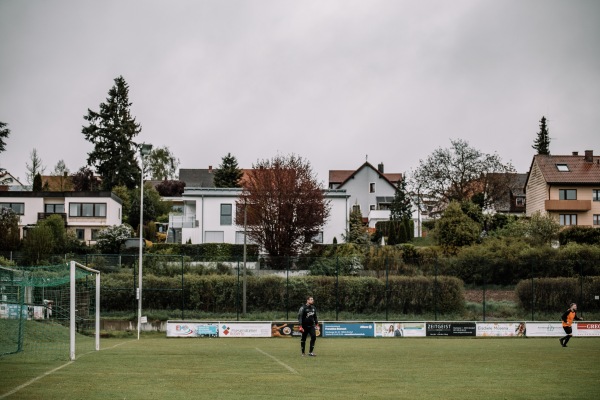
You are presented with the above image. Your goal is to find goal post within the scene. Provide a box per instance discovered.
[70,261,100,361]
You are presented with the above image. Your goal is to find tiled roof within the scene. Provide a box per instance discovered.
[532,152,600,184]
[178,169,216,187]
[328,162,403,187]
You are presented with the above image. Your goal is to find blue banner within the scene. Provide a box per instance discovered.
[322,322,375,337]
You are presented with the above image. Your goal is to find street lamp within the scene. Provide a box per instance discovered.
[137,143,152,340]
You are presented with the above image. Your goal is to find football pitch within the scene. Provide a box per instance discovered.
[1,335,599,399]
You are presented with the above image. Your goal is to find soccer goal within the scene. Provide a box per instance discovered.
[0,261,100,360]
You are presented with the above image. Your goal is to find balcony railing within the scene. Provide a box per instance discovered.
[169,214,197,228]
[545,200,591,211]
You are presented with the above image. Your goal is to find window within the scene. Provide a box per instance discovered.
[515,197,525,207]
[69,203,107,217]
[370,204,375,211]
[559,214,577,226]
[556,164,569,172]
[369,183,376,193]
[594,215,600,226]
[205,231,224,243]
[75,228,85,240]
[312,232,324,244]
[91,229,101,240]
[220,204,232,225]
[593,190,600,202]
[0,203,24,215]
[559,189,577,200]
[45,204,65,213]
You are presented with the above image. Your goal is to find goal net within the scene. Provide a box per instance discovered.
[0,261,100,360]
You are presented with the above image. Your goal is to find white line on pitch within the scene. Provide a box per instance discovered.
[255,347,299,375]
[0,340,131,399]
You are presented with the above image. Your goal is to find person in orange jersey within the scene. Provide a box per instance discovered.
[560,303,583,347]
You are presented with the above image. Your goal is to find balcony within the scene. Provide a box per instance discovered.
[169,214,197,228]
[37,212,67,224]
[545,200,591,211]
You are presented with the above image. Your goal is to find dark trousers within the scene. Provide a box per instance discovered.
[561,326,573,345]
[300,326,316,354]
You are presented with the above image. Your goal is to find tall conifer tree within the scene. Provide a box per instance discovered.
[214,153,243,188]
[532,116,551,155]
[82,76,141,190]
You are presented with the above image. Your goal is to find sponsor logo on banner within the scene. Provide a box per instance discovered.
[374,322,426,337]
[323,323,375,337]
[219,323,272,337]
[524,323,564,337]
[271,322,321,338]
[477,322,526,337]
[574,322,600,337]
[166,321,218,337]
[426,322,476,336]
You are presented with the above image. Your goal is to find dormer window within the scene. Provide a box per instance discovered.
[556,164,569,172]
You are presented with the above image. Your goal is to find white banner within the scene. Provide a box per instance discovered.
[476,323,526,337]
[218,322,272,338]
[525,322,565,337]
[574,322,600,337]
[166,321,219,337]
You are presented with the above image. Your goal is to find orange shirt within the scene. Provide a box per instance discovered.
[561,310,579,327]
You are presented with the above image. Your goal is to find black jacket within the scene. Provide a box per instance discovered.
[298,304,318,327]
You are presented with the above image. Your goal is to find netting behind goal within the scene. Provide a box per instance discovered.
[0,262,100,360]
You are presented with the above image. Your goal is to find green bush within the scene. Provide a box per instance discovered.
[100,273,465,315]
[515,276,600,311]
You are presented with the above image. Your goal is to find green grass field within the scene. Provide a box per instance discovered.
[1,331,599,400]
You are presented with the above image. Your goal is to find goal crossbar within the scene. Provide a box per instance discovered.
[70,261,100,361]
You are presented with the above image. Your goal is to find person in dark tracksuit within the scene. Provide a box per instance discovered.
[298,296,318,356]
[560,303,583,347]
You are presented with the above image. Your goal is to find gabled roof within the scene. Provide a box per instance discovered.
[329,162,402,188]
[179,168,216,187]
[526,151,600,187]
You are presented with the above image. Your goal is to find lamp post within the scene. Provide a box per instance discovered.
[137,143,152,340]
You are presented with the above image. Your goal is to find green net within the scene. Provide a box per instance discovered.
[0,264,98,360]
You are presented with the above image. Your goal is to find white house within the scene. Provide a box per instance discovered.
[0,191,122,244]
[167,187,350,245]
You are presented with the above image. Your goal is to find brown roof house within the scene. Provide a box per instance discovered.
[328,162,405,232]
[525,150,600,227]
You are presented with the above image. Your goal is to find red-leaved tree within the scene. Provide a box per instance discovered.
[236,155,330,264]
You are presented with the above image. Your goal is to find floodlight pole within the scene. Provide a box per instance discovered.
[243,198,247,316]
[138,143,152,340]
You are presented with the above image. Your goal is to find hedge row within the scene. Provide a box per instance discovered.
[100,274,465,315]
[147,243,259,260]
[515,276,600,312]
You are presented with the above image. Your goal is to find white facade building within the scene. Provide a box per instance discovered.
[0,191,122,244]
[168,187,349,245]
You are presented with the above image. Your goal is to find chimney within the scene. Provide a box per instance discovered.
[378,163,384,173]
[572,151,578,156]
[584,150,593,162]
[208,165,212,173]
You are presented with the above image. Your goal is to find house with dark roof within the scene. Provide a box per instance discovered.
[328,162,408,234]
[525,150,600,227]
[178,167,217,188]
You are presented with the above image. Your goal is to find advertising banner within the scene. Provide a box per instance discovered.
[219,322,272,338]
[374,322,426,337]
[322,322,375,337]
[476,322,526,337]
[271,322,321,338]
[525,323,564,337]
[574,322,600,337]
[166,321,219,337]
[426,322,476,336]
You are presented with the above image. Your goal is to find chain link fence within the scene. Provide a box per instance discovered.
[2,251,599,321]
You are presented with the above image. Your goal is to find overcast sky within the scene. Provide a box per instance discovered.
[1,0,599,186]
